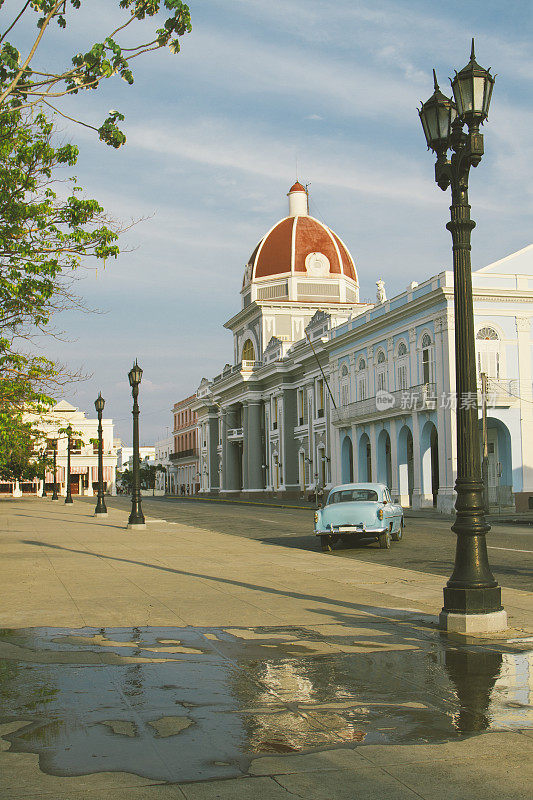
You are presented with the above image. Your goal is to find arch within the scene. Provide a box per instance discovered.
[419,330,433,348]
[358,432,371,482]
[420,420,439,506]
[376,349,386,364]
[340,363,349,377]
[397,424,414,506]
[341,434,354,484]
[478,416,513,507]
[476,326,499,340]
[377,428,392,487]
[397,339,408,357]
[242,338,256,362]
[357,356,366,371]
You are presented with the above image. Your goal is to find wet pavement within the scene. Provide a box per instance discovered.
[1,624,532,784]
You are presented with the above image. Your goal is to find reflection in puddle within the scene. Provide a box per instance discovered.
[0,626,531,783]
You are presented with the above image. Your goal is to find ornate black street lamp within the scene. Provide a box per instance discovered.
[40,448,47,497]
[65,424,73,504]
[419,41,505,632]
[94,393,108,516]
[127,360,146,528]
[51,439,59,500]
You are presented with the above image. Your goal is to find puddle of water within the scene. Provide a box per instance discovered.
[0,625,531,783]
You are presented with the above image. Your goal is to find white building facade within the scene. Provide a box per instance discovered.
[328,245,533,513]
[1,400,118,497]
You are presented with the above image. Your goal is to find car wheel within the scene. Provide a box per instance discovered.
[320,535,332,553]
[391,520,402,542]
[379,530,391,549]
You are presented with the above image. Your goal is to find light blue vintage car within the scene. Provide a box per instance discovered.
[314,482,404,552]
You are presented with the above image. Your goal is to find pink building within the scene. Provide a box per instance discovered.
[170,395,199,495]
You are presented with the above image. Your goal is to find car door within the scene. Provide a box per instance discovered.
[384,488,400,530]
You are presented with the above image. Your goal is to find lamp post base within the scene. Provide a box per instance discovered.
[65,497,73,504]
[51,497,59,501]
[126,522,147,530]
[439,609,507,634]
[94,511,108,518]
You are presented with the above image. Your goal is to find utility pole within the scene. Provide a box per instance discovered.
[481,372,489,514]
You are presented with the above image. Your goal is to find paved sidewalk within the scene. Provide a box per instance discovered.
[0,498,531,799]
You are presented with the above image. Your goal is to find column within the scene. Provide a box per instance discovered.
[247,400,264,491]
[411,410,422,509]
[389,418,399,500]
[330,423,340,486]
[516,317,533,499]
[242,402,250,490]
[224,406,240,491]
[369,423,378,482]
[351,423,359,483]
[208,412,220,490]
[282,389,298,491]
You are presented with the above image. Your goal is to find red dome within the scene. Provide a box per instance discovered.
[288,181,306,193]
[248,215,357,284]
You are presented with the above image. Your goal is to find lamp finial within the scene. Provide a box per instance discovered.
[432,68,439,91]
[470,37,475,61]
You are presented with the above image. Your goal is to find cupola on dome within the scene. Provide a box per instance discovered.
[242,183,359,306]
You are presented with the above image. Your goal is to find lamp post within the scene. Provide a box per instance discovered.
[419,41,505,633]
[51,439,59,500]
[127,360,146,529]
[94,393,108,517]
[40,448,47,497]
[65,425,73,504]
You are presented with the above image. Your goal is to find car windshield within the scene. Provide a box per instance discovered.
[328,489,379,504]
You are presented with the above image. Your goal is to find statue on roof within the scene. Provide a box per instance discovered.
[376,279,387,304]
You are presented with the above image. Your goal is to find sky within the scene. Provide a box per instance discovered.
[8,0,533,445]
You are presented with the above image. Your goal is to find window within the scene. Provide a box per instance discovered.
[358,377,367,401]
[357,357,366,371]
[340,364,350,407]
[377,371,386,391]
[398,340,407,357]
[476,327,501,378]
[420,333,434,384]
[242,339,255,362]
[297,389,305,426]
[317,379,324,417]
[328,488,378,504]
[272,396,278,429]
[397,363,408,390]
[377,350,386,364]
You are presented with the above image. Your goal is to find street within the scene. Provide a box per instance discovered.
[83,496,533,592]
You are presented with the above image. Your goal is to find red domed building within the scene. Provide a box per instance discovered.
[194,183,372,498]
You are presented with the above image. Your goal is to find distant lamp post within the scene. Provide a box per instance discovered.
[65,425,73,504]
[51,439,59,500]
[127,360,146,529]
[94,393,108,517]
[419,41,505,633]
[40,448,47,497]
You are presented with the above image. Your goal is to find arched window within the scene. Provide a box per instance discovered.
[476,327,501,378]
[242,339,255,362]
[340,363,350,406]
[397,340,409,390]
[476,327,498,341]
[357,357,367,400]
[376,349,387,391]
[420,333,434,385]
